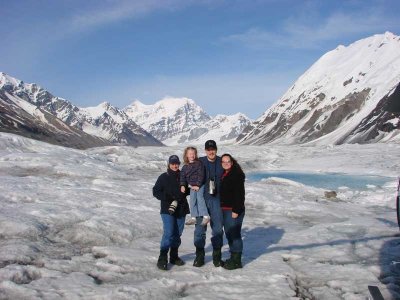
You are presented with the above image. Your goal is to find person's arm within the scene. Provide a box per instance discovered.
[153,175,165,201]
[231,173,245,217]
[180,166,188,186]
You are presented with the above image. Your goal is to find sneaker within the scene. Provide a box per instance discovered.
[201,216,210,226]
[185,217,196,225]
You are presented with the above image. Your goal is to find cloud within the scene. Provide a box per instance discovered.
[222,9,400,49]
[67,0,198,33]
[0,0,199,70]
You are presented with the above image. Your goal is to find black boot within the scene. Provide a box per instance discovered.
[193,247,205,267]
[212,248,224,267]
[170,247,185,266]
[157,249,169,270]
[223,252,242,270]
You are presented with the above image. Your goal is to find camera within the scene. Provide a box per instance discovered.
[168,200,178,214]
[209,179,216,195]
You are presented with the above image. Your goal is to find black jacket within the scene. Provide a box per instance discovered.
[220,166,245,214]
[153,168,190,217]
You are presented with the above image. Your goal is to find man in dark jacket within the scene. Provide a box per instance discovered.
[153,155,190,270]
[193,140,225,267]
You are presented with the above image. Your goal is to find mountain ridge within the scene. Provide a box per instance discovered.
[124,97,252,146]
[0,73,163,148]
[238,32,400,145]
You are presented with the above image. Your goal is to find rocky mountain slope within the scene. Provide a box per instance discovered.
[0,73,163,148]
[238,32,400,145]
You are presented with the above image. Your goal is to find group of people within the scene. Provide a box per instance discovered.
[152,139,246,271]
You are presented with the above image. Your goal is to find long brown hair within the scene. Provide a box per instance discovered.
[221,153,245,177]
[183,146,199,165]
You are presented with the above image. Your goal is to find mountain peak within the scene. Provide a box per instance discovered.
[156,96,195,108]
[130,99,145,106]
[99,101,111,108]
[123,96,250,145]
[0,72,22,88]
[0,73,164,147]
[383,31,397,39]
[238,32,400,145]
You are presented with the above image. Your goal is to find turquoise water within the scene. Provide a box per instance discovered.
[247,171,393,190]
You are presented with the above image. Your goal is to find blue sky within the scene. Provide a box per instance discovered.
[1,0,399,119]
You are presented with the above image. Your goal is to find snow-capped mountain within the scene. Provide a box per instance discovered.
[238,32,400,145]
[0,73,112,149]
[0,73,163,148]
[124,97,252,145]
[74,101,162,146]
[194,113,252,144]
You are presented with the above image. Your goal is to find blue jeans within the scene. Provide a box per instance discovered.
[160,214,185,251]
[189,186,208,217]
[193,195,223,249]
[223,210,245,253]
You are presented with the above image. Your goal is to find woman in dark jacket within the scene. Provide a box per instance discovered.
[153,155,190,270]
[220,153,245,270]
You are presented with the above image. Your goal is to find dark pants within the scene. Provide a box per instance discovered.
[194,195,224,249]
[160,214,185,251]
[222,210,244,253]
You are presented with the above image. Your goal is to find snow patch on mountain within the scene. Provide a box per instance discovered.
[238,32,400,145]
[0,73,163,147]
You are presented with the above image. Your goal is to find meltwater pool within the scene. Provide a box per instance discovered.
[247,171,393,190]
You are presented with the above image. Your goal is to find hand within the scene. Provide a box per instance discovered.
[180,186,185,193]
[192,186,200,191]
[232,212,238,219]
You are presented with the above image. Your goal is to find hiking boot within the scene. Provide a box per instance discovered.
[170,247,185,266]
[193,247,205,267]
[157,249,169,270]
[223,252,242,270]
[212,248,224,267]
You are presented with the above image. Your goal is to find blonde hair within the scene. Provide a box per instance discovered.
[183,146,198,164]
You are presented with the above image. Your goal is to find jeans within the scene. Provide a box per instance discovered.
[223,210,245,253]
[189,186,208,217]
[160,214,185,251]
[193,195,223,249]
